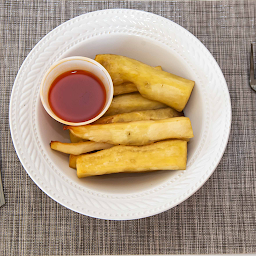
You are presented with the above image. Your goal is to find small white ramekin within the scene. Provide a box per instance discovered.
[40,56,113,126]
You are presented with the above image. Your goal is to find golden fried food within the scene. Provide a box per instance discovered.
[76,140,187,177]
[49,55,195,178]
[69,131,85,143]
[50,141,113,155]
[69,154,79,169]
[65,117,193,146]
[95,54,194,111]
[113,66,163,96]
[94,108,182,124]
[114,82,137,96]
[105,92,167,116]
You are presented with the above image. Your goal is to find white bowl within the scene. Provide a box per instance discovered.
[40,56,113,126]
[9,9,231,220]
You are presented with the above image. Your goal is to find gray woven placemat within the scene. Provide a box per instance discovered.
[1,0,256,255]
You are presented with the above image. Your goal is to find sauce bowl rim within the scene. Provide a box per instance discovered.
[40,56,114,126]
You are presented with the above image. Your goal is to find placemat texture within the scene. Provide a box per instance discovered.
[1,0,256,255]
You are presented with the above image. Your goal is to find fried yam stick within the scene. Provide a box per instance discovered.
[113,66,163,96]
[105,92,167,116]
[114,82,137,96]
[95,54,194,111]
[50,141,113,155]
[69,154,79,169]
[69,131,86,143]
[76,140,187,178]
[66,117,193,146]
[94,108,182,124]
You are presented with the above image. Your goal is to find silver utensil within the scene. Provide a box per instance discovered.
[0,168,5,207]
[250,44,256,91]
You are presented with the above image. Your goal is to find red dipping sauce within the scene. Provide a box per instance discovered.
[48,70,106,123]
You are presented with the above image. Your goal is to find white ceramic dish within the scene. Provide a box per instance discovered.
[9,9,231,220]
[40,56,113,126]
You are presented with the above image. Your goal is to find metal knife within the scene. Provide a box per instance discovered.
[0,168,5,207]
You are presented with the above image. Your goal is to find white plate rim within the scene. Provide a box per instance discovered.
[9,9,232,220]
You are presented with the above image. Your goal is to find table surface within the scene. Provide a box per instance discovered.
[1,0,256,255]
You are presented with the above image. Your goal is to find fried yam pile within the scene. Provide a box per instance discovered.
[50,55,194,178]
